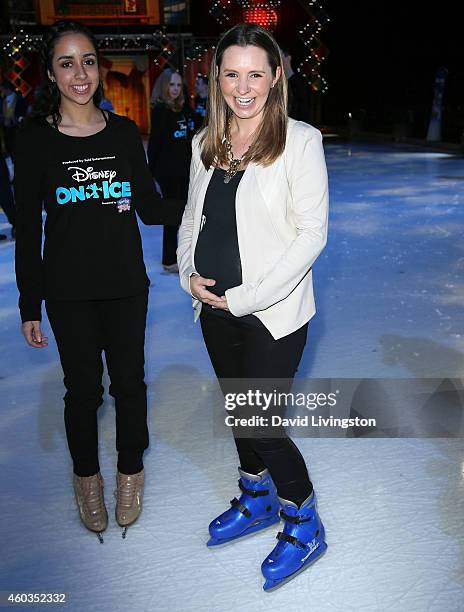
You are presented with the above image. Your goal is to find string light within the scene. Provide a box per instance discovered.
[2,5,330,92]
[209,0,233,26]
[207,0,329,91]
[296,0,329,92]
[238,0,282,29]
[3,30,32,95]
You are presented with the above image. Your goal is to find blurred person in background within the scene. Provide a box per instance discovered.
[194,74,209,130]
[281,46,311,124]
[1,81,28,161]
[148,69,194,272]
[0,150,15,239]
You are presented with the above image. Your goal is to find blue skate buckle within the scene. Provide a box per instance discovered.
[207,513,280,547]
[262,540,328,592]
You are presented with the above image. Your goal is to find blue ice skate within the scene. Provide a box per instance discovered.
[207,468,280,547]
[261,491,327,591]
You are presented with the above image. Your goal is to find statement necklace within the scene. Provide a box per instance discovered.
[223,120,254,184]
[223,136,244,184]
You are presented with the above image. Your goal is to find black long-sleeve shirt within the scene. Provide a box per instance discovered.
[147,102,194,193]
[14,112,178,323]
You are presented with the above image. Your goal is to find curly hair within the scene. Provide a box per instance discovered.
[31,20,103,126]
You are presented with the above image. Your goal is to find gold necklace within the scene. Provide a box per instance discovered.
[223,137,244,184]
[223,120,254,184]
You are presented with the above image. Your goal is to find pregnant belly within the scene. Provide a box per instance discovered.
[194,243,242,297]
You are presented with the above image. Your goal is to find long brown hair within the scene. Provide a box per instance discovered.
[152,68,185,112]
[201,23,287,169]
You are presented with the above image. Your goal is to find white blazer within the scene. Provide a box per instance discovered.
[177,118,329,340]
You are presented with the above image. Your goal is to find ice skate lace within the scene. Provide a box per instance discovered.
[78,476,105,517]
[117,473,141,509]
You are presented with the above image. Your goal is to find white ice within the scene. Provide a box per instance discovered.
[0,141,463,611]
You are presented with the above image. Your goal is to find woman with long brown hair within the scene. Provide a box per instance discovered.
[178,23,329,590]
[148,69,194,272]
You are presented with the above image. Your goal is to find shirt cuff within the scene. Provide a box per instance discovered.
[188,271,199,297]
[19,296,42,323]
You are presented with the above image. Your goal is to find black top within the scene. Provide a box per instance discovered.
[193,95,207,131]
[14,112,178,323]
[147,102,195,185]
[194,167,261,326]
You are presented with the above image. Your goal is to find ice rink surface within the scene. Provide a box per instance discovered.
[0,140,463,611]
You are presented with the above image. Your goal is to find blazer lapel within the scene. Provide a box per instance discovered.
[190,164,215,261]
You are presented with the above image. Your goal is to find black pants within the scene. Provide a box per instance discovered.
[45,291,149,477]
[0,152,15,228]
[158,174,188,266]
[200,309,313,505]
[3,126,17,162]
[162,224,179,266]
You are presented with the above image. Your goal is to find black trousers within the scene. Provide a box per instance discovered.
[0,152,15,228]
[45,291,149,477]
[3,126,17,162]
[162,224,179,266]
[157,173,188,266]
[200,309,313,505]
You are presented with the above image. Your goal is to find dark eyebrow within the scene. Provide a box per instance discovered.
[57,52,96,60]
[222,69,266,73]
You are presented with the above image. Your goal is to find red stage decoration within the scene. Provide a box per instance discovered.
[239,0,281,31]
[243,8,278,30]
[183,46,215,109]
[2,31,32,97]
[152,37,177,68]
[208,0,328,91]
[37,0,160,25]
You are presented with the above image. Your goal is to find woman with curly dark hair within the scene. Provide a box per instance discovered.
[14,20,174,542]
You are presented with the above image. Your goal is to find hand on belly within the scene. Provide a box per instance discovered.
[190,274,229,310]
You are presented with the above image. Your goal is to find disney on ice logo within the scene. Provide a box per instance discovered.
[68,166,117,183]
[55,166,131,205]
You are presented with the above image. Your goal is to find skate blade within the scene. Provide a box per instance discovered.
[115,509,140,538]
[263,541,328,592]
[207,514,280,548]
[82,523,106,543]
